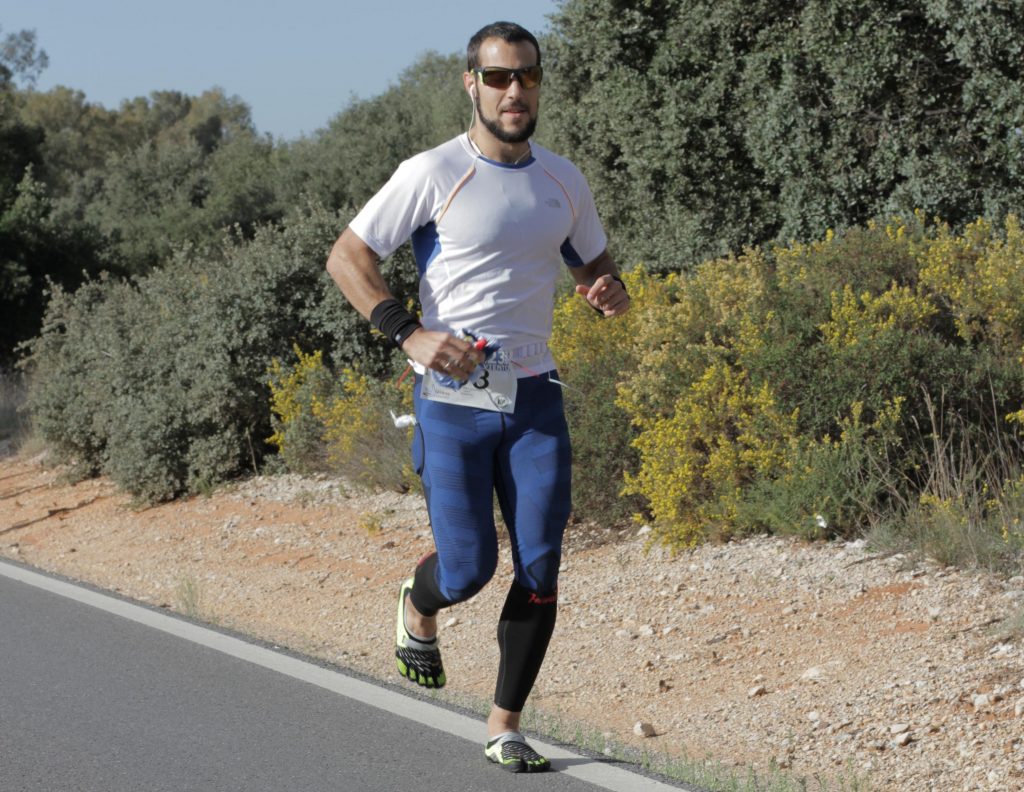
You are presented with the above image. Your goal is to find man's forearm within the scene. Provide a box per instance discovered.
[572,249,619,287]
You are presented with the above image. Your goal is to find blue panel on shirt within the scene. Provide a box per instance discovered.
[412,222,441,276]
[560,237,585,267]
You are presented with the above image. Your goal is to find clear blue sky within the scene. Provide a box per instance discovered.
[2,0,560,140]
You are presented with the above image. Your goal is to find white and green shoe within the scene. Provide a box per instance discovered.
[394,577,446,688]
[484,732,551,773]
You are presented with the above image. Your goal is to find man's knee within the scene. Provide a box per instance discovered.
[521,550,560,596]
[439,551,498,603]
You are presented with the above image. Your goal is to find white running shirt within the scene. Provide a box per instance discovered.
[349,133,608,376]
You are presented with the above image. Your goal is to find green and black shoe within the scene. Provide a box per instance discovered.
[394,577,446,688]
[484,732,551,773]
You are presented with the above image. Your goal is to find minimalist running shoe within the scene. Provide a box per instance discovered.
[394,577,446,688]
[484,732,551,773]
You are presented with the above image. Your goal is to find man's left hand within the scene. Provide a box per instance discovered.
[575,274,630,317]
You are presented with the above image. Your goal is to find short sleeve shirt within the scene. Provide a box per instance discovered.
[348,133,607,375]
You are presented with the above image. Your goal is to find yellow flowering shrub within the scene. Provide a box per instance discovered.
[550,268,676,522]
[266,346,334,470]
[261,216,1024,568]
[621,361,799,546]
[820,283,937,350]
[619,249,772,420]
[320,367,415,490]
[918,215,1024,352]
[267,347,414,490]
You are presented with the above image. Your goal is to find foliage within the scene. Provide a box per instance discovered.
[277,51,468,213]
[2,46,465,364]
[0,168,103,368]
[545,0,1024,273]
[622,360,800,546]
[619,215,1024,563]
[868,393,1024,574]
[550,268,673,524]
[267,347,415,491]
[21,204,358,500]
[11,17,1024,579]
[0,26,48,89]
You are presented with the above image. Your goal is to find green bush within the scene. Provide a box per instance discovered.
[21,202,394,501]
[545,0,1024,273]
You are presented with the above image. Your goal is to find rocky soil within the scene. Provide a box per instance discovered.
[2,451,1023,791]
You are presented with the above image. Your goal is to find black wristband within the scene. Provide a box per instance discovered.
[370,298,421,349]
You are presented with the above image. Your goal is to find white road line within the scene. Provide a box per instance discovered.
[0,559,689,792]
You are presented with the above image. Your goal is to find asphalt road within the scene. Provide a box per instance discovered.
[0,561,698,792]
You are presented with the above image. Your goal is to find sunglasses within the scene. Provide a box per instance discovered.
[472,65,544,90]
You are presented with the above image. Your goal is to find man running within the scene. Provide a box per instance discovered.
[325,20,629,774]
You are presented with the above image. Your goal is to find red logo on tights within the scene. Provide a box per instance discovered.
[528,591,558,605]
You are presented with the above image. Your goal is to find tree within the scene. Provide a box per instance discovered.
[279,51,467,213]
[543,0,1024,273]
[0,26,48,89]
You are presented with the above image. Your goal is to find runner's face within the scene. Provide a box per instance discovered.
[469,38,540,145]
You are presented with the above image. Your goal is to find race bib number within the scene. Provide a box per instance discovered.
[420,351,517,413]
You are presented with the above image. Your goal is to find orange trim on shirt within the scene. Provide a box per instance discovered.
[435,164,477,224]
[542,167,576,220]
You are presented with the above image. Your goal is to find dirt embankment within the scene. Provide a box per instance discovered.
[2,452,1023,791]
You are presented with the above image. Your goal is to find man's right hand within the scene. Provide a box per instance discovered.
[401,329,485,382]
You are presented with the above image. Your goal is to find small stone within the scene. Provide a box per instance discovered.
[801,666,824,682]
[633,721,657,738]
[893,732,913,747]
[637,525,652,536]
[639,624,655,637]
[972,693,991,709]
[443,617,460,628]
[615,629,637,640]
[748,685,767,698]
[890,723,910,735]
[807,711,820,723]
[1015,699,1024,718]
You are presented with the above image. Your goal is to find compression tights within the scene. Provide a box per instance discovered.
[412,553,557,712]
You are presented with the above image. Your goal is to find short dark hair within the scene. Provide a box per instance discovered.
[466,21,541,70]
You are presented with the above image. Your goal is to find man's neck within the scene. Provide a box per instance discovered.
[468,128,531,164]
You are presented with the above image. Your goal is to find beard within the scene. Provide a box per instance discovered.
[473,92,537,144]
